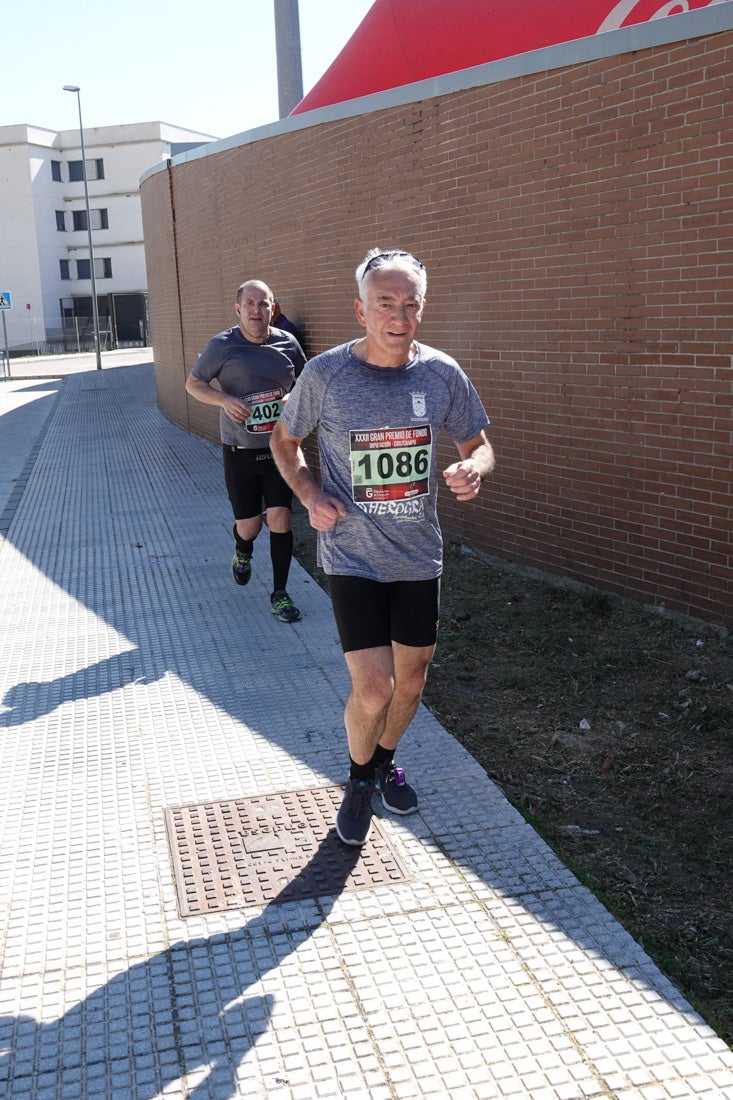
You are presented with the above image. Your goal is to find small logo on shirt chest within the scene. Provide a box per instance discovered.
[410,391,426,417]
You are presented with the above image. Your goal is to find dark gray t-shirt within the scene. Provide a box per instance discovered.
[192,325,305,448]
[281,340,490,581]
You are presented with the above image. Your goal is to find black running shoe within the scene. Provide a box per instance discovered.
[231,551,252,586]
[336,779,374,845]
[270,590,301,622]
[374,761,418,815]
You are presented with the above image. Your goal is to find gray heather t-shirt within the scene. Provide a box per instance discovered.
[281,341,490,582]
[192,325,305,448]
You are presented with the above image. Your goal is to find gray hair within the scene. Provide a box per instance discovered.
[355,248,427,299]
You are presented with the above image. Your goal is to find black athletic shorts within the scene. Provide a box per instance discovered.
[328,574,441,653]
[223,446,293,519]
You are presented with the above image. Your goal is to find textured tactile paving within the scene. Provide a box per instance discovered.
[165,786,410,916]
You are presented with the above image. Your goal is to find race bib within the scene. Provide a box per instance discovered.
[349,425,432,503]
[245,388,284,434]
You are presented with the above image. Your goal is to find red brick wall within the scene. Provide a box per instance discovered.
[141,29,733,628]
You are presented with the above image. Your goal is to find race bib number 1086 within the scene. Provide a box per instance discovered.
[349,425,432,502]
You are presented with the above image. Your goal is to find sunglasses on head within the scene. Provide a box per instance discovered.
[362,250,424,274]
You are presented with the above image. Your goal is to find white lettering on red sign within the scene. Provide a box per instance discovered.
[598,0,729,33]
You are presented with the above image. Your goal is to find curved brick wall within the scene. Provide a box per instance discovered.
[141,18,732,627]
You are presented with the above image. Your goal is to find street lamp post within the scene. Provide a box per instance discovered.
[63,84,102,370]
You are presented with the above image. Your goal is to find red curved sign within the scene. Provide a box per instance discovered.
[291,0,729,114]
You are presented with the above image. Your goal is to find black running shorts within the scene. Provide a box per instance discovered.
[223,446,293,520]
[328,574,440,653]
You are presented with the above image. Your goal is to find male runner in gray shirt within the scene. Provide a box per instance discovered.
[186,280,305,622]
[271,249,494,844]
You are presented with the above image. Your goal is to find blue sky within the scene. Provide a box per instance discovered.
[1,0,375,138]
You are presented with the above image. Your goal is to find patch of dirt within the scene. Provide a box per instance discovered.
[291,503,733,1046]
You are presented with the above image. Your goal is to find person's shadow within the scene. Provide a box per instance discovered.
[1,655,146,726]
[0,833,361,1099]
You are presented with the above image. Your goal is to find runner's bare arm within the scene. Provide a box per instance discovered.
[271,421,347,530]
[443,430,495,502]
[185,374,251,424]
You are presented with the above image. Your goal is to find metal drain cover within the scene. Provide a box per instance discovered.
[165,785,411,917]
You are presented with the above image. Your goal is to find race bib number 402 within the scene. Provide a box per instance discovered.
[350,425,432,502]
[245,389,284,434]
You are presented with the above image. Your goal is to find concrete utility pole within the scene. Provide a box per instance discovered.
[274,0,304,118]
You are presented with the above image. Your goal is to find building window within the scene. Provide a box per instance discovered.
[60,260,70,280]
[68,158,105,182]
[72,208,109,231]
[51,160,62,181]
[56,211,66,231]
[76,257,112,279]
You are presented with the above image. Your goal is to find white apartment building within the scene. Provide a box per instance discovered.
[0,121,215,352]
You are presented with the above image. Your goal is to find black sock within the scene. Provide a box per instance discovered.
[371,744,394,768]
[233,524,253,557]
[349,757,375,783]
[269,529,293,594]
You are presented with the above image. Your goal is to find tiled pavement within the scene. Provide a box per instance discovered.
[0,359,731,1100]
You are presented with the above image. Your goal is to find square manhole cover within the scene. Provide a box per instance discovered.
[164,785,411,917]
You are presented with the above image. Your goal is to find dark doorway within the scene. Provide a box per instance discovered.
[111,293,149,346]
